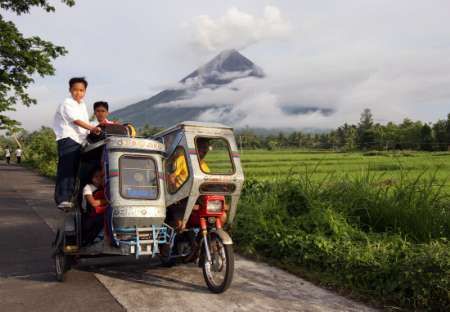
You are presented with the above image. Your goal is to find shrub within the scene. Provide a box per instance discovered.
[23,127,57,177]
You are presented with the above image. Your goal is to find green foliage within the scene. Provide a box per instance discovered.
[138,124,164,137]
[0,0,75,130]
[0,1,75,14]
[236,110,450,152]
[234,173,450,311]
[22,126,57,177]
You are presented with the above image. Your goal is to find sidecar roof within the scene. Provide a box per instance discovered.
[83,136,165,154]
[154,121,233,137]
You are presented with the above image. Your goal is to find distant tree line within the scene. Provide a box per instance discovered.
[1,110,449,159]
[235,109,450,151]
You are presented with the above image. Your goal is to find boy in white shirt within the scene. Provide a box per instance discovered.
[82,168,107,245]
[82,168,107,214]
[53,77,101,210]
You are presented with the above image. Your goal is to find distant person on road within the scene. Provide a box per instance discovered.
[15,147,22,164]
[5,147,11,164]
[52,77,102,211]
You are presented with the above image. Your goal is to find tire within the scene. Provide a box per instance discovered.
[202,235,234,293]
[55,252,66,282]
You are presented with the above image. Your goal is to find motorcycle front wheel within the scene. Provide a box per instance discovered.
[202,233,234,293]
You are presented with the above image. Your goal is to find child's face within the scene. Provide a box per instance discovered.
[92,170,104,188]
[94,106,109,123]
[70,82,86,103]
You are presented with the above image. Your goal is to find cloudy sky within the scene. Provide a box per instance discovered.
[4,0,450,130]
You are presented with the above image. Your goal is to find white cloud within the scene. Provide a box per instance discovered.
[187,5,291,52]
[4,1,450,130]
[156,44,450,129]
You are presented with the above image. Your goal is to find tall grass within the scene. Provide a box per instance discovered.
[233,169,450,310]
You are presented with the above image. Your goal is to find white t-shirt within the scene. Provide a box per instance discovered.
[82,184,98,212]
[15,149,22,157]
[5,149,10,157]
[53,97,90,144]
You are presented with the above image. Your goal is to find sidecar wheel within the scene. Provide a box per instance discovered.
[202,235,234,293]
[55,252,66,282]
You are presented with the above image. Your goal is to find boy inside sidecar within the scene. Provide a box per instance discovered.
[76,123,137,245]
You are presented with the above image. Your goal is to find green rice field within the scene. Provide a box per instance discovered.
[208,149,450,192]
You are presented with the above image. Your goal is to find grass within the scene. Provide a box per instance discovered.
[206,149,450,193]
[206,149,450,310]
[232,170,450,311]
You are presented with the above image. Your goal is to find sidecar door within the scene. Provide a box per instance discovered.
[160,127,194,208]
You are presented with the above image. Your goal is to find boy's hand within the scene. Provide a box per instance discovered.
[91,127,102,135]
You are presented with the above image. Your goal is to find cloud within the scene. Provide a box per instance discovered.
[156,45,450,129]
[5,1,450,131]
[186,5,291,52]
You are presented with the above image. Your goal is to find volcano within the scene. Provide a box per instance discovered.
[111,50,264,128]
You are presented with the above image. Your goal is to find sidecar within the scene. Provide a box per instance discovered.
[54,126,173,281]
[154,121,245,293]
[154,121,245,229]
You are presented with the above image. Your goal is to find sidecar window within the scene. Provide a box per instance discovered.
[166,146,190,194]
[195,137,234,175]
[119,155,158,200]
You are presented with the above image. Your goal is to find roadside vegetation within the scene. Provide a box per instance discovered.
[232,171,449,311]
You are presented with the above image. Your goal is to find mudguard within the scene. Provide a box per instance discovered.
[211,228,233,245]
[64,212,76,234]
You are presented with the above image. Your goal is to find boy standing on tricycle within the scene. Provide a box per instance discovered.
[52,77,101,210]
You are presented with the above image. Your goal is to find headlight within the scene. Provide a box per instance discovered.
[206,200,223,213]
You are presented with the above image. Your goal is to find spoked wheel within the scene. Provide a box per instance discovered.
[55,251,66,282]
[54,230,72,282]
[202,234,234,293]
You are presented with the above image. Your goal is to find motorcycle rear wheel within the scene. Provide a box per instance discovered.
[55,252,67,282]
[202,234,234,293]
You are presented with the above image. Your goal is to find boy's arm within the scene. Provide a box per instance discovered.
[85,194,107,207]
[62,101,101,134]
[73,120,101,135]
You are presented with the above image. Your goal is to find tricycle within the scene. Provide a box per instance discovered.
[53,121,244,293]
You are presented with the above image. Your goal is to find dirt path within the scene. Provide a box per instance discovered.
[0,163,376,312]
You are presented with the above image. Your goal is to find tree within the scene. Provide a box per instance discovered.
[0,0,75,130]
[420,124,433,151]
[433,119,448,151]
[139,124,164,137]
[398,119,422,150]
[447,113,450,150]
[357,109,375,150]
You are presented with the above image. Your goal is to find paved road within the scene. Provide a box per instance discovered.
[0,163,376,312]
[0,163,123,312]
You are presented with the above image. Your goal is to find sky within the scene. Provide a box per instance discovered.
[4,0,450,130]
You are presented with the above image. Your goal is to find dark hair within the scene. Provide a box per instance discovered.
[93,101,109,111]
[89,166,103,179]
[69,77,88,89]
